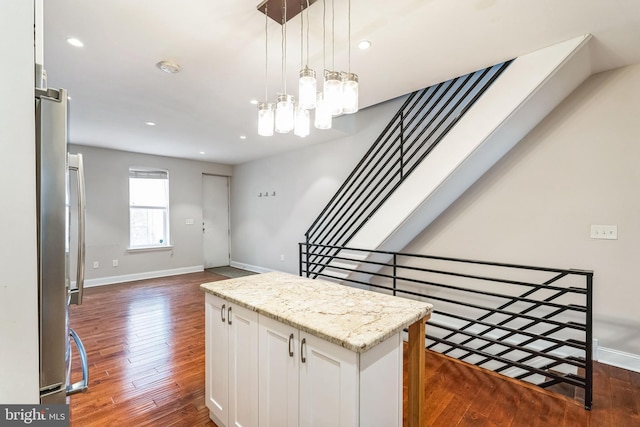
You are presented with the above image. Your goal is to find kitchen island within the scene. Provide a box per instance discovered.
[201,271,433,427]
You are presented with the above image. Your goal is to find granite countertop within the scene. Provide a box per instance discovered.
[200,271,433,353]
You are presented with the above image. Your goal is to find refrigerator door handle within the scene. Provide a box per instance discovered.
[66,328,89,395]
[68,153,86,305]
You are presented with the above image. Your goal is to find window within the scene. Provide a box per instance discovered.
[129,168,170,248]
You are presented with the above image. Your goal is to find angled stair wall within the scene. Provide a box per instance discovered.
[306,34,593,284]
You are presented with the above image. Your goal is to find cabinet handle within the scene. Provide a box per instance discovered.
[221,304,226,323]
[300,338,306,363]
[288,333,294,357]
[228,306,232,325]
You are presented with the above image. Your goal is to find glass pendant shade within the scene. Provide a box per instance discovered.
[342,73,359,114]
[257,102,275,136]
[324,71,343,116]
[294,104,310,137]
[314,92,332,130]
[298,67,317,110]
[275,94,294,134]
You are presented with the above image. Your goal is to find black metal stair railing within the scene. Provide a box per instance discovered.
[299,243,594,410]
[303,60,513,278]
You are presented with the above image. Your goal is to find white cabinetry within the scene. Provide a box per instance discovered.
[257,315,361,427]
[205,293,258,427]
[298,331,358,427]
[211,308,402,427]
[258,315,299,427]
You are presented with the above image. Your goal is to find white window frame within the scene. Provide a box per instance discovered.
[128,168,171,250]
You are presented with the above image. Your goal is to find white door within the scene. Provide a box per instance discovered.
[258,315,299,427]
[299,332,358,427]
[202,174,230,268]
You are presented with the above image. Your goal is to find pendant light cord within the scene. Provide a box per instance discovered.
[348,0,351,73]
[282,1,287,94]
[322,0,326,73]
[264,4,268,101]
[331,0,335,71]
[306,0,310,67]
[300,2,304,70]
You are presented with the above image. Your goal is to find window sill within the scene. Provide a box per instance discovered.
[127,245,173,253]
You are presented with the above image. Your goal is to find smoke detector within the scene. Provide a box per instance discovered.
[156,60,181,74]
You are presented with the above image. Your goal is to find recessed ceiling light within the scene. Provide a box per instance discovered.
[145,121,156,126]
[199,151,205,155]
[156,60,181,74]
[358,40,371,50]
[240,135,247,139]
[66,37,84,47]
[250,99,259,105]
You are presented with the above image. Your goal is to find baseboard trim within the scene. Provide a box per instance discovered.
[229,260,274,274]
[596,344,640,373]
[80,265,205,288]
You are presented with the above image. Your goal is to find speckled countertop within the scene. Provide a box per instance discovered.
[200,271,433,353]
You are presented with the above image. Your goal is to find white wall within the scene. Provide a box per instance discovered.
[69,144,232,284]
[230,98,405,273]
[0,0,39,403]
[402,64,640,360]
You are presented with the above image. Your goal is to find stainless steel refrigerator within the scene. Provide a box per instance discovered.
[36,86,89,404]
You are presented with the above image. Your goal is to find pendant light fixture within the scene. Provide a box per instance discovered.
[294,1,311,137]
[298,0,316,110]
[314,91,332,129]
[314,0,332,129]
[294,103,310,137]
[323,0,343,116]
[257,0,357,136]
[274,0,294,133]
[341,0,359,114]
[258,102,275,136]
[257,4,274,136]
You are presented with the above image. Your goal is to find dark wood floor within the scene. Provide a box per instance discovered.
[68,271,640,426]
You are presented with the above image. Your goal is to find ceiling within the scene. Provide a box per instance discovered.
[43,0,640,165]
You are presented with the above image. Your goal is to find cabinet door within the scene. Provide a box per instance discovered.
[228,303,259,427]
[258,315,299,427]
[299,332,358,427]
[205,294,230,426]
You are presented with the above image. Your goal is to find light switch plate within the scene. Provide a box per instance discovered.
[590,225,617,240]
[185,218,194,225]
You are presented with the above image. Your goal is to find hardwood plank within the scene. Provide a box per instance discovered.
[458,409,497,427]
[610,376,640,426]
[485,380,519,426]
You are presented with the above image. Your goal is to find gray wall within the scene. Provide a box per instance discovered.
[0,0,39,403]
[229,64,640,360]
[69,144,232,283]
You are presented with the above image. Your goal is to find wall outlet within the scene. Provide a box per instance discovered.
[112,259,118,267]
[92,261,99,269]
[590,225,617,240]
